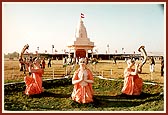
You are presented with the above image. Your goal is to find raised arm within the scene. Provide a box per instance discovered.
[19,44,29,63]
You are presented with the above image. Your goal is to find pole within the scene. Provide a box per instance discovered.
[52,45,54,54]
[102,71,103,76]
[53,68,54,79]
[12,67,14,79]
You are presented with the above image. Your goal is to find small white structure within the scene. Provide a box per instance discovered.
[68,16,94,58]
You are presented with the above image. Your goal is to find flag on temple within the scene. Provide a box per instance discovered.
[81,13,84,18]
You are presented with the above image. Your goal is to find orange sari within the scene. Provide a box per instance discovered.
[24,69,44,95]
[71,69,94,103]
[121,68,143,95]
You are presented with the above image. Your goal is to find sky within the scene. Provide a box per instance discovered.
[2,2,165,54]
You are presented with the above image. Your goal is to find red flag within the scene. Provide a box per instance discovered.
[81,13,84,18]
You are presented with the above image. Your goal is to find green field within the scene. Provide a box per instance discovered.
[4,77,164,111]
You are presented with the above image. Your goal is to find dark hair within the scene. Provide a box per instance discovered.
[127,58,135,64]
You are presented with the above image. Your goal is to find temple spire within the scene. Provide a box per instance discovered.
[68,13,94,58]
[75,13,88,39]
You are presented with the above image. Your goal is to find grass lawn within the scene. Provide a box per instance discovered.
[4,77,164,111]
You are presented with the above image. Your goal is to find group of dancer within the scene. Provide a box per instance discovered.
[20,56,143,104]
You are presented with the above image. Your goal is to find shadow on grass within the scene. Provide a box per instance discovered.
[28,91,71,98]
[95,92,161,100]
[117,67,124,69]
[71,92,164,108]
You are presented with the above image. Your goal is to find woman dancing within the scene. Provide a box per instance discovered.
[24,57,44,95]
[121,59,143,95]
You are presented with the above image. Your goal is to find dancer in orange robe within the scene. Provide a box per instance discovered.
[71,58,94,103]
[24,57,44,95]
[121,59,143,95]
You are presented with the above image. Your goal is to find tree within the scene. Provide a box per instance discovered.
[4,52,19,59]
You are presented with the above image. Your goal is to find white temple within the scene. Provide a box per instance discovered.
[68,16,94,58]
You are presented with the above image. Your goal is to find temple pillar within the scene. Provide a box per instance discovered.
[68,49,71,58]
[74,49,76,58]
[85,49,88,58]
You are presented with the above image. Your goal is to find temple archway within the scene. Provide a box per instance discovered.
[76,49,86,58]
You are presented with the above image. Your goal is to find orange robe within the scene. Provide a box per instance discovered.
[71,69,94,103]
[121,68,143,95]
[24,69,44,95]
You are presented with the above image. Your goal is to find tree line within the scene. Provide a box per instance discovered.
[4,52,19,59]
